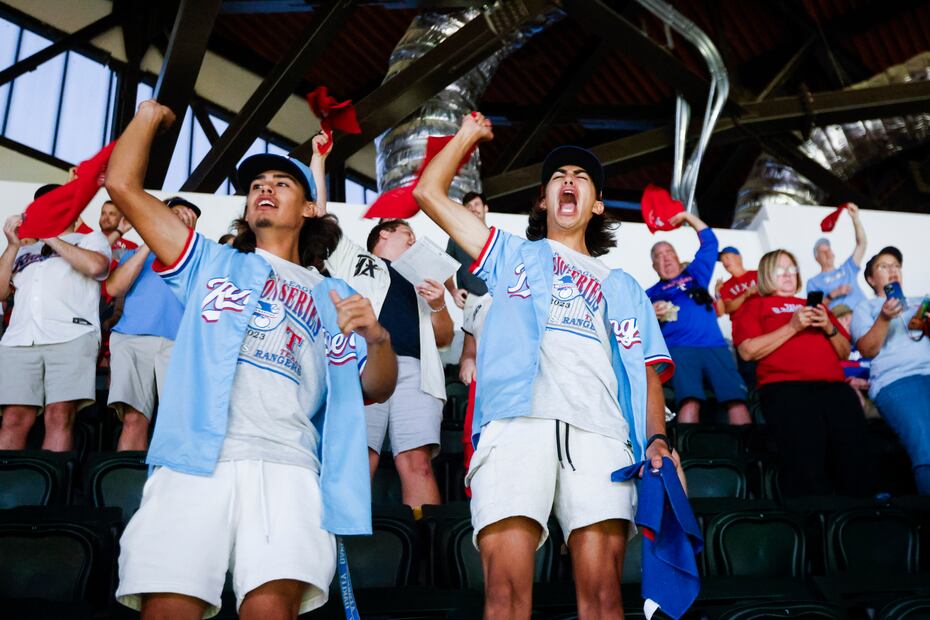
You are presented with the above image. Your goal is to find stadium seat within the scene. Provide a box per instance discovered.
[443,381,469,429]
[83,451,148,524]
[0,450,75,508]
[681,458,750,499]
[341,504,418,588]
[705,509,807,577]
[434,429,468,503]
[825,507,920,575]
[0,506,121,617]
[701,509,814,604]
[674,424,744,458]
[716,600,847,619]
[877,595,930,619]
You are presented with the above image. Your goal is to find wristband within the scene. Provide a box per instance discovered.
[646,433,672,453]
[825,325,839,338]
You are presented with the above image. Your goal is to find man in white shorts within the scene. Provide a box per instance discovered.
[105,102,397,619]
[105,198,200,451]
[0,195,112,451]
[414,113,679,618]
[320,178,452,509]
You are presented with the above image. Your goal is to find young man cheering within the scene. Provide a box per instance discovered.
[106,101,396,620]
[413,112,677,619]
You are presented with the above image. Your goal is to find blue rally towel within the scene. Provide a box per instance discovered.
[613,457,703,620]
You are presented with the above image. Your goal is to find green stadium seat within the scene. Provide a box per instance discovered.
[717,600,847,619]
[341,504,418,588]
[674,424,744,458]
[681,458,749,499]
[83,451,148,524]
[0,450,75,508]
[877,595,930,620]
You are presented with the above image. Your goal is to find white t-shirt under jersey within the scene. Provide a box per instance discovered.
[530,240,629,442]
[219,249,328,471]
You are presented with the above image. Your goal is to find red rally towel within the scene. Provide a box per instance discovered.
[820,203,850,232]
[641,184,685,234]
[19,142,115,239]
[363,136,476,219]
[305,86,361,155]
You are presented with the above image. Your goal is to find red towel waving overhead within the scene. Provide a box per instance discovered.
[820,203,850,232]
[641,184,685,234]
[19,142,115,239]
[305,86,361,155]
[363,136,477,219]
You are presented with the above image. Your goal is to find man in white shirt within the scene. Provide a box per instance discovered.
[0,209,111,451]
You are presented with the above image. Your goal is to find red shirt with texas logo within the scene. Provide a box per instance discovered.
[733,295,848,386]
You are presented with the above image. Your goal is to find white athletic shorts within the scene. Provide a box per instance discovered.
[466,416,637,549]
[116,460,336,618]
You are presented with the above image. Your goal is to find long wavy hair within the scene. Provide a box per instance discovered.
[525,187,619,257]
[232,207,341,272]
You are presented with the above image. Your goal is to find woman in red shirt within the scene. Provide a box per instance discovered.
[734,249,871,498]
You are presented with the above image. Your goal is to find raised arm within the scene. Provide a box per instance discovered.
[308,132,329,217]
[104,101,190,267]
[847,203,868,266]
[0,215,22,301]
[105,246,152,298]
[43,236,109,279]
[413,113,494,260]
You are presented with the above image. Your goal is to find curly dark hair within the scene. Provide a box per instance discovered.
[525,188,619,257]
[231,207,341,272]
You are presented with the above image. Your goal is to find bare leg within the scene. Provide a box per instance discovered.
[239,579,305,620]
[117,409,150,451]
[478,517,541,620]
[369,448,380,480]
[42,401,77,452]
[726,401,752,425]
[394,445,441,507]
[0,405,38,450]
[570,520,628,620]
[140,592,207,620]
[677,399,701,424]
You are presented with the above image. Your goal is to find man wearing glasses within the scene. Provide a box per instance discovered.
[647,211,751,425]
[852,246,930,494]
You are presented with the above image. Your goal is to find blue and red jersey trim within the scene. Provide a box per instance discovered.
[469,227,500,277]
[645,353,675,383]
[153,228,197,277]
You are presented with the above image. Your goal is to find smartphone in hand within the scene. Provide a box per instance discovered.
[806,291,824,307]
[884,282,907,309]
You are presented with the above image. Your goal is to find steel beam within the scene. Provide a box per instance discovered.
[483,79,930,199]
[495,41,605,173]
[183,0,356,193]
[289,0,557,165]
[562,0,739,112]
[0,13,118,87]
[145,0,223,188]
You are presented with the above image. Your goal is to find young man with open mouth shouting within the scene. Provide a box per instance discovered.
[413,112,679,619]
[106,100,396,620]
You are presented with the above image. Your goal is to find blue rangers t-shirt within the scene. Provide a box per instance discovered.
[806,255,868,310]
[645,228,726,349]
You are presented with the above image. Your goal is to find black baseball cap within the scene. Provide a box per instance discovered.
[34,183,60,200]
[236,154,316,201]
[541,146,604,196]
[164,196,202,219]
[864,245,903,277]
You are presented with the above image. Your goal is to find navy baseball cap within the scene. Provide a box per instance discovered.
[164,196,202,219]
[864,246,903,278]
[237,154,317,201]
[718,246,740,259]
[34,183,60,200]
[541,146,604,196]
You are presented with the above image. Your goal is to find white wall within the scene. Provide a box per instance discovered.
[2,179,929,345]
